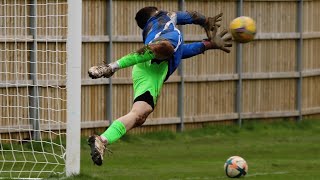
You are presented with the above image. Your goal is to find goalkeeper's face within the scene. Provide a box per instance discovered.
[135,6,158,29]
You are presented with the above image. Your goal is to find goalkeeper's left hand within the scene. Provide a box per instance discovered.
[203,29,232,53]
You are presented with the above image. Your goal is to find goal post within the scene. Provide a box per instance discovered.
[66,0,81,176]
[0,0,81,178]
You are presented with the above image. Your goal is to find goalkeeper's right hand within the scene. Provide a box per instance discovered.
[202,29,232,53]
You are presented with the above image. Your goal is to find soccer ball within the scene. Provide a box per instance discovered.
[224,156,248,178]
[229,16,256,43]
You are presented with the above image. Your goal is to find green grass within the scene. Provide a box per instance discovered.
[68,119,320,180]
[1,120,320,179]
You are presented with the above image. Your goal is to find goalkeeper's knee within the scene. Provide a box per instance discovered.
[149,40,174,60]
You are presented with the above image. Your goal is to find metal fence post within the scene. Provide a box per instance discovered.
[236,0,243,127]
[296,0,303,122]
[29,0,40,140]
[106,0,113,124]
[177,0,185,132]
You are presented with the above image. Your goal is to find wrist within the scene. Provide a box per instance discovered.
[202,40,212,50]
[202,17,208,27]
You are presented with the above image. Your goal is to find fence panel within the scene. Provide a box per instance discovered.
[1,0,320,137]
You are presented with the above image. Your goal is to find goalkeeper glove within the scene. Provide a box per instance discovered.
[202,29,233,53]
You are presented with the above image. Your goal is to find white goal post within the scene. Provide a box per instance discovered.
[66,0,81,177]
[0,0,81,178]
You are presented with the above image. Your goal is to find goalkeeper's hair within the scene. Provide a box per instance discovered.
[135,6,158,29]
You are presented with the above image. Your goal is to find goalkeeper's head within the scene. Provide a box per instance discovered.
[135,6,158,29]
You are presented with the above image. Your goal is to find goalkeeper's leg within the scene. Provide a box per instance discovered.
[88,101,153,166]
[88,58,168,166]
[88,40,174,79]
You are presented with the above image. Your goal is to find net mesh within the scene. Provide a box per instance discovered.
[0,0,68,178]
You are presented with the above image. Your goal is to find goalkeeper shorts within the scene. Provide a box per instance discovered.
[132,60,168,109]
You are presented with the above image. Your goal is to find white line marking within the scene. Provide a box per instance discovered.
[246,171,289,177]
[168,171,289,180]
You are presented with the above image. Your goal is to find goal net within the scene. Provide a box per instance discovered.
[0,0,80,178]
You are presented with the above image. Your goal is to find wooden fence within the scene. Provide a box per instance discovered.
[0,0,320,138]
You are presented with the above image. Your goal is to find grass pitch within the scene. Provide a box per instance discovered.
[68,119,320,180]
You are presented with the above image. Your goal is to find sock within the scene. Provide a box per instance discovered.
[101,120,126,144]
[109,62,120,72]
[117,46,155,69]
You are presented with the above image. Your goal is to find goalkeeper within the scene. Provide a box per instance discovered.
[88,6,232,166]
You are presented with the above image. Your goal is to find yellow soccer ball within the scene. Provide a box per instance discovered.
[229,16,256,43]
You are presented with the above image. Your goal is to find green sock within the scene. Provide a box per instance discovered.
[101,120,126,144]
[117,46,155,68]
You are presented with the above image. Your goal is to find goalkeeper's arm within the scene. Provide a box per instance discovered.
[173,11,223,40]
[181,29,233,59]
[174,11,207,26]
[180,41,223,60]
[181,42,206,59]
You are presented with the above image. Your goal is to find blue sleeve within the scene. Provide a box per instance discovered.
[175,11,206,26]
[181,42,206,59]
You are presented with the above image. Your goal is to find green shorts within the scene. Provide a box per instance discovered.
[132,60,168,109]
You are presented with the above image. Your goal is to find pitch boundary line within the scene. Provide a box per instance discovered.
[168,171,289,180]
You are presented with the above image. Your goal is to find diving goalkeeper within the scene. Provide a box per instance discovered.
[88,6,232,166]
